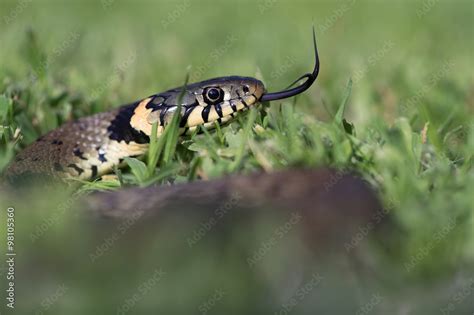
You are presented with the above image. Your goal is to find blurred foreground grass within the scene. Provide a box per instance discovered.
[0,0,473,313]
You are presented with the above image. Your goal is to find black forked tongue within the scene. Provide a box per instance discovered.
[260,26,320,102]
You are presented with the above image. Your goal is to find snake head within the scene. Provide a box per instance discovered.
[146,76,265,130]
[142,27,319,134]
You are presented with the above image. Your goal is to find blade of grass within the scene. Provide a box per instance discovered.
[113,165,124,186]
[162,104,182,164]
[213,120,225,145]
[162,71,190,164]
[147,70,190,175]
[147,121,160,174]
[142,163,182,186]
[124,157,148,183]
[198,128,220,161]
[187,156,201,181]
[334,78,352,125]
[229,108,257,172]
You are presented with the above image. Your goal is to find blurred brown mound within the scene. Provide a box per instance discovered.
[83,168,383,250]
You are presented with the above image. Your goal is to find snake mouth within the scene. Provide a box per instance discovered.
[260,27,319,102]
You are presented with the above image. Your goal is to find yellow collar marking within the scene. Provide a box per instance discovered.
[130,97,154,136]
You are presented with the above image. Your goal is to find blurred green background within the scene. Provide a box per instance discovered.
[0,0,473,314]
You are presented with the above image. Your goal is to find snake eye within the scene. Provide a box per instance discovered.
[204,87,223,104]
[243,85,250,94]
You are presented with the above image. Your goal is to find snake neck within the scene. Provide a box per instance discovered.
[108,101,152,145]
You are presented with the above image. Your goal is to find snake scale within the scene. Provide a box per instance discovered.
[4,30,319,183]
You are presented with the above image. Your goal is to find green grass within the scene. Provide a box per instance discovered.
[0,0,473,313]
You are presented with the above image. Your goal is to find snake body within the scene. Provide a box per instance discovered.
[5,30,319,182]
[6,77,264,180]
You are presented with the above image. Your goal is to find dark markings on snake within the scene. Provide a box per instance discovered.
[230,101,237,112]
[68,163,84,175]
[180,105,196,128]
[98,152,107,163]
[108,102,150,144]
[201,106,211,122]
[215,103,223,118]
[95,146,107,163]
[73,147,87,160]
[91,165,98,178]
[146,96,165,111]
[52,140,63,145]
[159,107,168,126]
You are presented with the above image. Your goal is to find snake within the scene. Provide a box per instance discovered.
[4,30,319,183]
